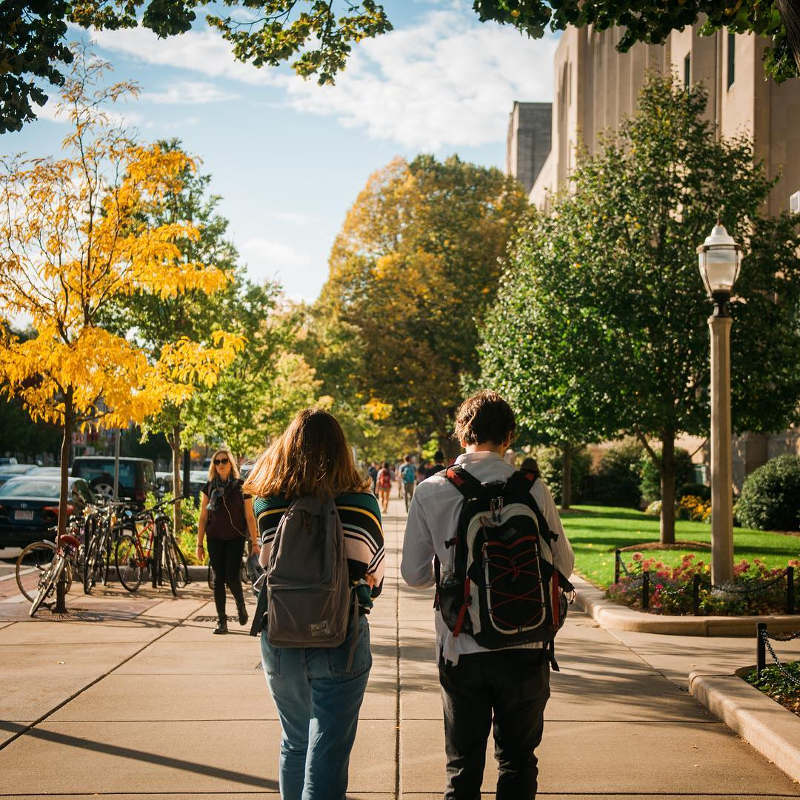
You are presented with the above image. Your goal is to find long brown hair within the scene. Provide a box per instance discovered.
[243,409,368,500]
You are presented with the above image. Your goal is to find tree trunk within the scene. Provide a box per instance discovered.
[660,434,676,545]
[58,397,73,548]
[170,425,182,536]
[561,443,573,511]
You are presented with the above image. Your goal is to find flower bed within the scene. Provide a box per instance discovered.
[607,553,800,615]
[743,664,800,716]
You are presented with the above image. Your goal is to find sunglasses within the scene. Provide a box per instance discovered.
[214,457,230,465]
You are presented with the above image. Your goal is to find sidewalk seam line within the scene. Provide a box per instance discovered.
[0,599,206,752]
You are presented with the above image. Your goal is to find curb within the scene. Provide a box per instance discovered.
[571,574,800,636]
[690,671,800,785]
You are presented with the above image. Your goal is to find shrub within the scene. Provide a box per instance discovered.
[639,447,694,503]
[678,495,711,522]
[582,439,644,508]
[532,446,591,505]
[608,553,800,615]
[736,455,800,531]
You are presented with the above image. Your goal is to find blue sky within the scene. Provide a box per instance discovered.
[6,0,558,302]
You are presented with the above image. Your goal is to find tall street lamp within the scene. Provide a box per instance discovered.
[697,221,742,586]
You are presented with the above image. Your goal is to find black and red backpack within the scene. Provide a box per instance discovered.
[434,465,573,667]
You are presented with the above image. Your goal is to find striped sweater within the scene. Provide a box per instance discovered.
[253,492,385,601]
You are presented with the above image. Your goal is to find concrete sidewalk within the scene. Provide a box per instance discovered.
[1,496,798,799]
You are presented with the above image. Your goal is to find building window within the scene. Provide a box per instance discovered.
[684,53,691,88]
[727,32,735,89]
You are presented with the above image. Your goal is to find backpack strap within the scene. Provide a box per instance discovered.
[444,465,484,500]
[503,469,558,544]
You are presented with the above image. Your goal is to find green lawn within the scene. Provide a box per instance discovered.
[561,505,800,589]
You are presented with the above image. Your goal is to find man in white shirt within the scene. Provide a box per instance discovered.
[401,391,574,800]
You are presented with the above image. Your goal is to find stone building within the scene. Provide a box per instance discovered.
[506,24,800,485]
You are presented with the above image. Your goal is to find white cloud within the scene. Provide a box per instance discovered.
[142,81,239,105]
[88,8,556,150]
[89,26,280,87]
[282,10,557,149]
[240,237,310,267]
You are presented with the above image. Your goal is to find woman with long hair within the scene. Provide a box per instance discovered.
[375,460,392,513]
[244,409,384,800]
[196,448,260,634]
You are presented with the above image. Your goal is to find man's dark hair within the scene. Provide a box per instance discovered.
[453,390,516,446]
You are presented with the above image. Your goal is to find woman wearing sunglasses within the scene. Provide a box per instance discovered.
[196,448,260,634]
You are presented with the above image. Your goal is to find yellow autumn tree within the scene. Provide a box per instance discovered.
[0,48,242,547]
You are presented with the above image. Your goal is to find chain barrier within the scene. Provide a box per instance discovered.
[757,624,800,688]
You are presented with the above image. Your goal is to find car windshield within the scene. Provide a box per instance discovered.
[73,461,136,487]
[0,479,61,498]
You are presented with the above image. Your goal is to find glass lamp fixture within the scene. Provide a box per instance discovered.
[697,222,742,315]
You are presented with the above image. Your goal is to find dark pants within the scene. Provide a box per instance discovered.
[207,536,245,619]
[439,649,550,800]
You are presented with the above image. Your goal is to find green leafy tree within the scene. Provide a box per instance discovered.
[482,74,800,543]
[7,1,798,133]
[477,209,620,508]
[1,1,391,132]
[321,154,531,453]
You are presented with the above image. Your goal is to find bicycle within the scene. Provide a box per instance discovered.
[83,500,130,594]
[115,497,182,595]
[27,532,82,616]
[15,508,91,602]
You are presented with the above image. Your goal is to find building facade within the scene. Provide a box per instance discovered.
[506,24,800,484]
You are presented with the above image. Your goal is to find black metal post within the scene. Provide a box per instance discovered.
[614,549,621,584]
[756,622,767,679]
[642,571,650,610]
[693,574,701,616]
[787,566,795,615]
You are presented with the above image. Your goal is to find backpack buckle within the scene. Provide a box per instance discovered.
[490,496,503,523]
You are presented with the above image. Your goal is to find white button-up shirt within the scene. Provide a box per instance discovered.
[401,450,575,664]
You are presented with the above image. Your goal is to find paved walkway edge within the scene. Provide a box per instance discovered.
[572,574,800,635]
[689,672,800,785]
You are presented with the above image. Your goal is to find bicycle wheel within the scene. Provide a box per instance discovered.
[166,536,189,588]
[16,540,56,602]
[161,534,178,596]
[30,554,65,616]
[115,534,145,592]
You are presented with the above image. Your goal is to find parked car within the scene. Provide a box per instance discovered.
[0,457,18,466]
[0,476,94,547]
[155,469,207,504]
[0,464,40,488]
[71,456,155,504]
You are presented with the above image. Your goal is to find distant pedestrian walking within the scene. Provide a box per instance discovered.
[401,391,575,800]
[376,461,392,513]
[196,448,260,635]
[400,454,417,511]
[368,462,378,494]
[245,409,384,800]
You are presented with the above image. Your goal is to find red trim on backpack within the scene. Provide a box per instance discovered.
[452,577,471,637]
[552,572,560,627]
[446,467,464,487]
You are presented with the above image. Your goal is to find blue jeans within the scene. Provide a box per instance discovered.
[260,615,371,800]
